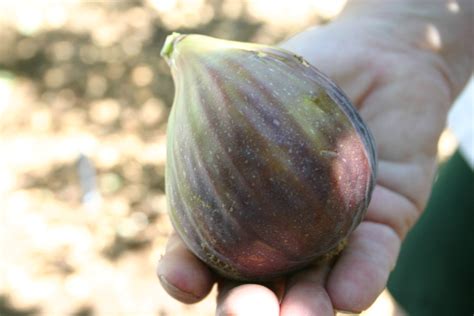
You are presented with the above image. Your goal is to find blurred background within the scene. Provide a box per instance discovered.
[0,0,464,315]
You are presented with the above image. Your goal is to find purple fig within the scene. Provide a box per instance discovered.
[161,33,377,281]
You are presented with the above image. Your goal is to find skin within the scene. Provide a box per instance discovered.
[157,1,473,314]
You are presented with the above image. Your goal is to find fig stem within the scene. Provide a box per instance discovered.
[161,32,184,61]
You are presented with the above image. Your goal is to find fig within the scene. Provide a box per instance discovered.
[161,33,376,281]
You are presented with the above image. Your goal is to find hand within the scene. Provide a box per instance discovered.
[157,11,460,316]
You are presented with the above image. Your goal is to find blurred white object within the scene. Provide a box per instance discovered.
[76,153,102,210]
[448,76,474,170]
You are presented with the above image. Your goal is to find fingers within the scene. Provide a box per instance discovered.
[280,264,334,316]
[157,232,215,303]
[365,185,420,239]
[376,159,435,212]
[326,222,401,312]
[216,283,280,316]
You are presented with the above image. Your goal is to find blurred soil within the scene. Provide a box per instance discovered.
[0,1,341,315]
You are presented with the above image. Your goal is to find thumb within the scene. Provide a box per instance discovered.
[279,26,378,108]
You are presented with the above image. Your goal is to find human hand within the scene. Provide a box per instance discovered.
[157,3,470,314]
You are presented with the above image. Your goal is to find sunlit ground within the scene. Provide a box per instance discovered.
[0,0,458,315]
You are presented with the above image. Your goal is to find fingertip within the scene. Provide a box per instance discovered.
[157,234,215,304]
[158,273,202,304]
[217,284,279,316]
[280,266,333,316]
[327,222,401,312]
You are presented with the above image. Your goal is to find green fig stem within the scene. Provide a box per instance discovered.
[161,32,185,62]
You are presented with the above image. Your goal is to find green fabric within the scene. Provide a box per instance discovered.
[388,150,474,315]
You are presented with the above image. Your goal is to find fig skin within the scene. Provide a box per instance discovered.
[162,33,377,281]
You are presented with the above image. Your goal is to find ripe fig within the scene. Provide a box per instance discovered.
[161,33,377,281]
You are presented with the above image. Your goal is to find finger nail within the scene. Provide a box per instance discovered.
[158,274,200,303]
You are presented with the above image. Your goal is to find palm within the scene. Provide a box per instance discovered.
[158,23,452,315]
[273,24,450,314]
